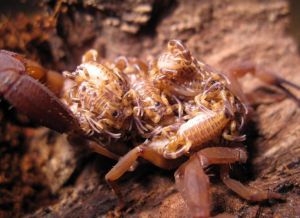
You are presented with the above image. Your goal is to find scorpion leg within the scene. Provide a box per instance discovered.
[88,141,120,160]
[220,165,284,201]
[105,140,184,206]
[227,62,300,105]
[67,135,120,160]
[175,154,210,217]
[82,49,98,63]
[175,147,248,217]
[172,94,184,118]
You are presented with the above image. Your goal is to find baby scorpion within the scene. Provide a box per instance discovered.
[114,56,174,138]
[63,50,132,141]
[1,40,299,217]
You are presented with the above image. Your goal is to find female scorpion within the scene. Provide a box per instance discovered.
[1,40,299,217]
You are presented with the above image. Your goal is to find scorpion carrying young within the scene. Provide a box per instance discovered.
[1,40,299,217]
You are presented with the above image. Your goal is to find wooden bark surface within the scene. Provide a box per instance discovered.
[0,0,299,217]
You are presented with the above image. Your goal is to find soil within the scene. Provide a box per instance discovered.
[0,0,299,217]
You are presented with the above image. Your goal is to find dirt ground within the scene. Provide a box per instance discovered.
[0,0,300,217]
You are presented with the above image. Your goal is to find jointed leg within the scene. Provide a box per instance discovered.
[229,62,299,88]
[227,62,300,105]
[175,147,247,217]
[105,146,142,206]
[220,165,284,201]
[88,141,120,160]
[128,89,143,117]
[105,142,184,205]
[171,94,184,118]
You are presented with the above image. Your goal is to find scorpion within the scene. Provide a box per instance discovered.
[62,49,132,141]
[114,56,174,137]
[1,40,299,217]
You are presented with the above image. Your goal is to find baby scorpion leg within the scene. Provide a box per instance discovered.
[172,94,184,118]
[128,89,144,117]
[161,92,174,115]
[220,165,284,201]
[175,147,248,217]
[227,62,300,105]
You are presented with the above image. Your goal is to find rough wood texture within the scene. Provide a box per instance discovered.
[0,0,299,217]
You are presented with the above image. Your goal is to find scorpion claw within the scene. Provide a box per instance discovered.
[0,50,81,134]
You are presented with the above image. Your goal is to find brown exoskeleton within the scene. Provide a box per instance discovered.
[1,40,299,217]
